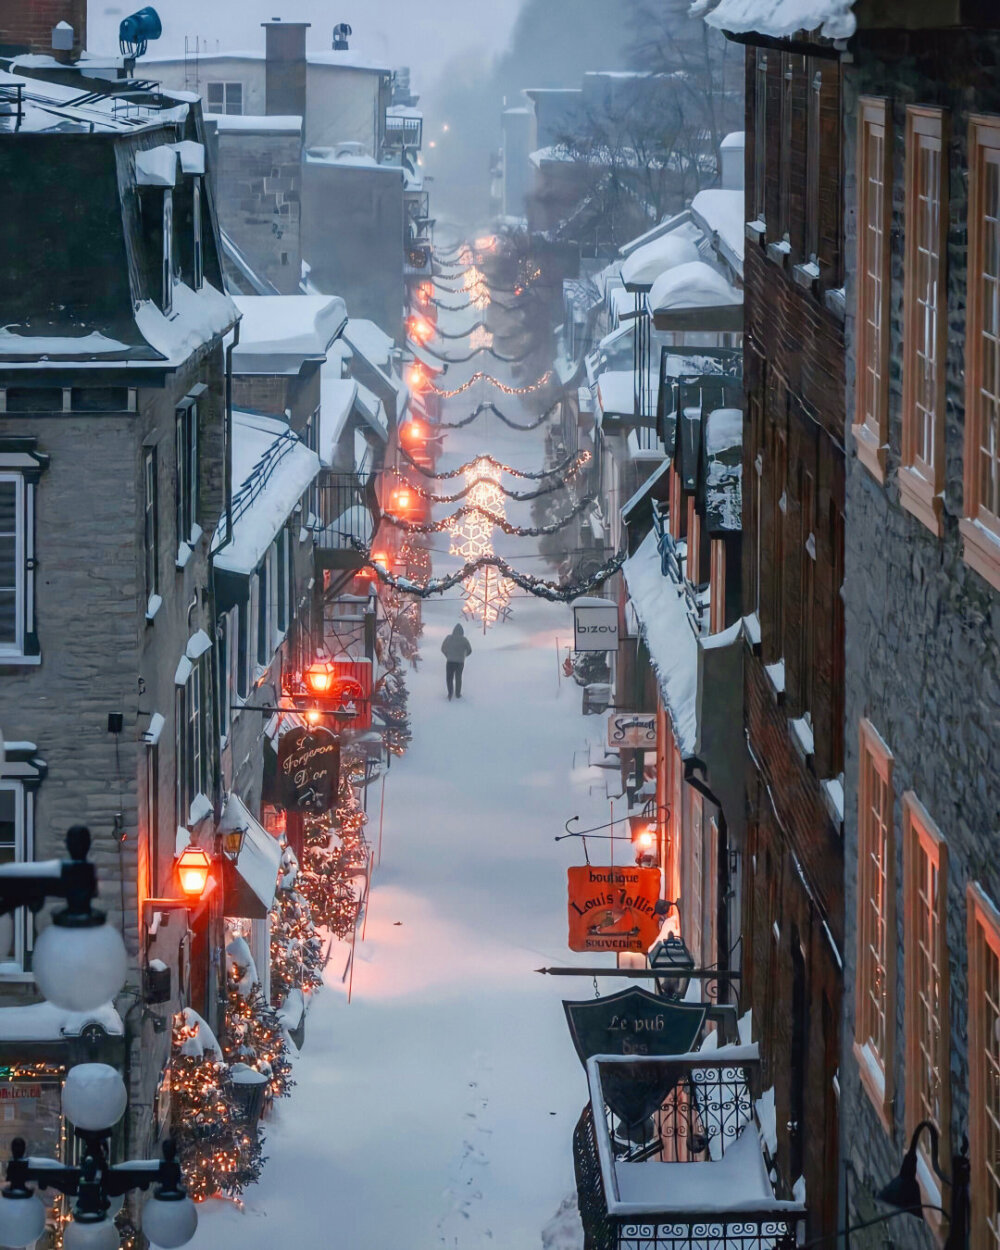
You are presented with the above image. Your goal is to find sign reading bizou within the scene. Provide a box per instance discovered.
[572,601,618,652]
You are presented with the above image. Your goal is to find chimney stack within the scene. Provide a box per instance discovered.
[0,0,87,63]
[261,19,310,119]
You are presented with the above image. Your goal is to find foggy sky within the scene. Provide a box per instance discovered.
[87,0,524,87]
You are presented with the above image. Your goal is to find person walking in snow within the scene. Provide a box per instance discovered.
[441,623,472,700]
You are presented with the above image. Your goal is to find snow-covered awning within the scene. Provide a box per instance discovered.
[623,530,699,756]
[650,261,743,333]
[343,320,407,424]
[620,233,701,292]
[220,793,282,920]
[354,383,389,441]
[213,411,321,576]
[232,295,348,374]
[691,188,745,275]
[319,373,359,466]
[695,0,857,41]
[596,370,657,427]
[406,340,446,375]
[621,458,671,531]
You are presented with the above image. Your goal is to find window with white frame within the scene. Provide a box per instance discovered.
[175,396,200,553]
[0,780,31,971]
[0,444,45,662]
[206,81,243,115]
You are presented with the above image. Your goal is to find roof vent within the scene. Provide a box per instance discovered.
[333,22,351,50]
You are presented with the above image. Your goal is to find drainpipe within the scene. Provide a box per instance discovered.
[683,758,731,1007]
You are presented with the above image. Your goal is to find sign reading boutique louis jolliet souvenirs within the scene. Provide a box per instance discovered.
[567,865,661,953]
[563,986,707,1065]
[572,601,619,652]
[607,711,657,749]
[277,726,340,814]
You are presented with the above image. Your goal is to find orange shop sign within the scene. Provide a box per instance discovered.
[567,866,661,954]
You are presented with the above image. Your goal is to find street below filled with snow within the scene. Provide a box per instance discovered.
[192,314,608,1250]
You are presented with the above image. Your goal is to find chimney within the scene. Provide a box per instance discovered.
[0,0,87,63]
[261,18,310,119]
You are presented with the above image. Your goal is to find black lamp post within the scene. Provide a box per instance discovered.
[878,1120,970,1250]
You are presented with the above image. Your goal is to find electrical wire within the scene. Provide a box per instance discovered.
[434,399,558,431]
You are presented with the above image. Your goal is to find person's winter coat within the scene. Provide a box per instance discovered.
[441,624,473,663]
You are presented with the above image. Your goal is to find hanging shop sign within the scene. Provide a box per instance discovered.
[567,866,661,954]
[573,601,619,652]
[563,986,707,1065]
[606,711,657,749]
[277,726,340,814]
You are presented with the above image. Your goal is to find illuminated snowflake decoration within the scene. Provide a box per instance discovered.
[467,325,494,352]
[448,457,512,628]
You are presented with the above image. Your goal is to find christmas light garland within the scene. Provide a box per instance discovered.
[422,343,530,366]
[396,445,591,482]
[379,492,595,537]
[393,471,570,504]
[353,540,626,602]
[435,399,558,431]
[428,370,553,398]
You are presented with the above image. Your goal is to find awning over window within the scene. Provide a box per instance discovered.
[650,260,743,333]
[220,794,281,919]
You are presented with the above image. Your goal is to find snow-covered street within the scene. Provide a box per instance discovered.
[193,342,605,1250]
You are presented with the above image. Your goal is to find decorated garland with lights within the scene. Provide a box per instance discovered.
[396,445,591,483]
[357,541,626,602]
[297,760,370,939]
[390,471,568,505]
[169,1013,264,1202]
[427,370,554,399]
[379,491,595,537]
[422,343,531,366]
[435,399,558,431]
[223,968,295,1103]
[270,848,324,1006]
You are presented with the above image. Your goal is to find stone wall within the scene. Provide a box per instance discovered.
[211,125,302,295]
[840,29,1000,1247]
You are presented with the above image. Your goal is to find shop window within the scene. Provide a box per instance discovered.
[854,718,894,1128]
[853,97,892,483]
[962,114,1000,591]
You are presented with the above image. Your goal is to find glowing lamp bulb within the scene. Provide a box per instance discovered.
[393,489,412,511]
[417,282,433,305]
[306,708,322,726]
[371,550,389,567]
[175,845,211,898]
[304,659,336,695]
[637,829,655,851]
[407,316,433,345]
[407,363,429,392]
[403,420,424,442]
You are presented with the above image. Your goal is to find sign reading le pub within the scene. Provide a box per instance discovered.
[607,711,657,749]
[563,987,707,1064]
[277,726,340,814]
[567,865,661,953]
[572,600,619,652]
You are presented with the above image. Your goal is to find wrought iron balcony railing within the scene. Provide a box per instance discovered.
[312,472,376,553]
[574,1048,804,1250]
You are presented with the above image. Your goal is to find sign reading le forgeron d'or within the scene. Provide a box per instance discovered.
[567,865,661,953]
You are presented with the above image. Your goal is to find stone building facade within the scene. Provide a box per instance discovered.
[839,17,1000,1248]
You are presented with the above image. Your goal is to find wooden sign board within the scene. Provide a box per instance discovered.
[563,987,706,1065]
[277,726,340,814]
[607,711,657,749]
[567,866,661,953]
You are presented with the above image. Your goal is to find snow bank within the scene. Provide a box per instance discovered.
[623,530,699,755]
[0,1000,123,1041]
[541,1194,585,1250]
[0,328,130,358]
[136,280,238,366]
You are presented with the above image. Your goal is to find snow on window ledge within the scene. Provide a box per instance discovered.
[764,659,785,701]
[189,522,203,546]
[789,715,814,761]
[0,653,41,667]
[188,792,213,828]
[0,966,31,982]
[821,775,845,829]
[742,613,762,649]
[176,541,194,569]
[145,593,163,623]
[745,219,765,240]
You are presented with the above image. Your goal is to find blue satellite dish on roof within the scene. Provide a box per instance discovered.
[119,6,162,59]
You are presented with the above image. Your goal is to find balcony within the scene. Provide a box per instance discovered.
[312,472,379,570]
[574,1049,803,1250]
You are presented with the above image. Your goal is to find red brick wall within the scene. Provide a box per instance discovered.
[0,0,86,59]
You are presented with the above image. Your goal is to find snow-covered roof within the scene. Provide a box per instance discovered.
[0,1000,124,1042]
[650,261,743,315]
[621,231,702,291]
[344,319,394,369]
[354,383,389,439]
[232,295,347,372]
[207,113,302,133]
[213,411,321,576]
[220,793,281,917]
[140,47,390,73]
[691,189,745,273]
[623,530,699,755]
[695,0,856,41]
[319,372,359,466]
[407,340,446,374]
[0,67,191,137]
[596,370,657,422]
